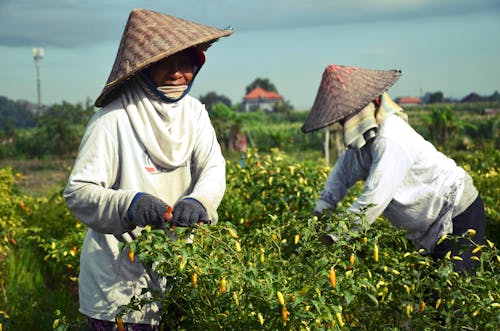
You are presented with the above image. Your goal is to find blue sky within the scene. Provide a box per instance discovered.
[1,0,499,110]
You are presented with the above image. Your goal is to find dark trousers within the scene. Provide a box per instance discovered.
[88,318,161,331]
[433,195,486,273]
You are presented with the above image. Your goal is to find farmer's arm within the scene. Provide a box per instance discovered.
[348,137,414,225]
[315,148,370,214]
[182,101,226,224]
[63,116,135,235]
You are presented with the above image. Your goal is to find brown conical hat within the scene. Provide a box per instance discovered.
[301,64,401,133]
[95,8,233,107]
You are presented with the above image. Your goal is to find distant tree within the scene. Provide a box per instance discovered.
[487,91,500,102]
[273,99,294,115]
[21,99,96,157]
[245,78,278,94]
[199,92,232,113]
[209,102,243,152]
[0,96,37,130]
[425,105,463,146]
[427,91,444,104]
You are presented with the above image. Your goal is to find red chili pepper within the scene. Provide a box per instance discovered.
[163,205,173,221]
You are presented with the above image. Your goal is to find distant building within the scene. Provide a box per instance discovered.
[395,96,422,106]
[461,93,482,103]
[242,86,283,112]
[483,108,500,116]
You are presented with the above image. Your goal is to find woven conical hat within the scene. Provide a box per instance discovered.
[95,8,233,107]
[301,64,401,133]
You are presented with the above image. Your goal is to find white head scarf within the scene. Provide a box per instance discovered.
[121,77,196,169]
[342,92,407,149]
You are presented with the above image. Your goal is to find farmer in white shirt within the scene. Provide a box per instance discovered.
[301,64,485,274]
[64,9,232,330]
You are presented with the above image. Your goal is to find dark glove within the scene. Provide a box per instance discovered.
[318,233,340,246]
[127,192,169,228]
[171,198,209,227]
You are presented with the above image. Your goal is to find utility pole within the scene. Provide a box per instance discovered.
[32,48,44,109]
[323,127,330,166]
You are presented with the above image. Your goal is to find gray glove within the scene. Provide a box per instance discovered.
[127,193,169,228]
[319,233,340,246]
[171,198,209,227]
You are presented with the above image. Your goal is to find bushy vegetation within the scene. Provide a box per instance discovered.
[0,168,84,330]
[0,99,94,158]
[116,150,499,330]
[0,100,499,330]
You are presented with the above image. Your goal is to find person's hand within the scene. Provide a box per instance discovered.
[313,199,334,216]
[171,198,209,227]
[127,193,170,228]
[318,233,340,246]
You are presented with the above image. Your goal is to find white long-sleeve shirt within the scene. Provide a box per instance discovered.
[64,95,225,324]
[315,115,478,253]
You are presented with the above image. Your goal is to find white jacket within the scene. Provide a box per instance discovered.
[64,95,225,324]
[316,115,478,253]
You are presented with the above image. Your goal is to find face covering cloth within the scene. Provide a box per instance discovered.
[342,92,407,149]
[121,77,196,169]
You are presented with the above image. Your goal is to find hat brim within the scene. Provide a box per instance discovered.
[95,9,233,107]
[301,65,401,133]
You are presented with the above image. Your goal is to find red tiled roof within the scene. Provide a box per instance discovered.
[397,97,421,104]
[244,86,282,101]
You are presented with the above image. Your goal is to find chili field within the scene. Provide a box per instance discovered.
[0,103,499,330]
[1,146,499,330]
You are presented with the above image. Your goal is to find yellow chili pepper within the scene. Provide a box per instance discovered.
[335,312,345,328]
[472,245,483,254]
[419,300,425,313]
[233,291,239,306]
[235,241,242,252]
[329,267,336,288]
[192,273,198,288]
[465,229,476,237]
[294,234,300,245]
[116,317,125,331]
[350,254,355,265]
[373,244,379,262]
[406,304,413,318]
[277,291,285,305]
[228,228,238,239]
[128,249,135,262]
[281,306,289,325]
[179,258,187,271]
[220,278,227,294]
[258,312,264,326]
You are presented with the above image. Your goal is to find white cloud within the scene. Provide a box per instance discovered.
[0,0,499,48]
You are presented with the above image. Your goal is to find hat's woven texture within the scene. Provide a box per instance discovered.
[301,64,401,133]
[95,8,233,107]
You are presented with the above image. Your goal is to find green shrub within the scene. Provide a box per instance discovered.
[117,150,500,330]
[0,168,86,330]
